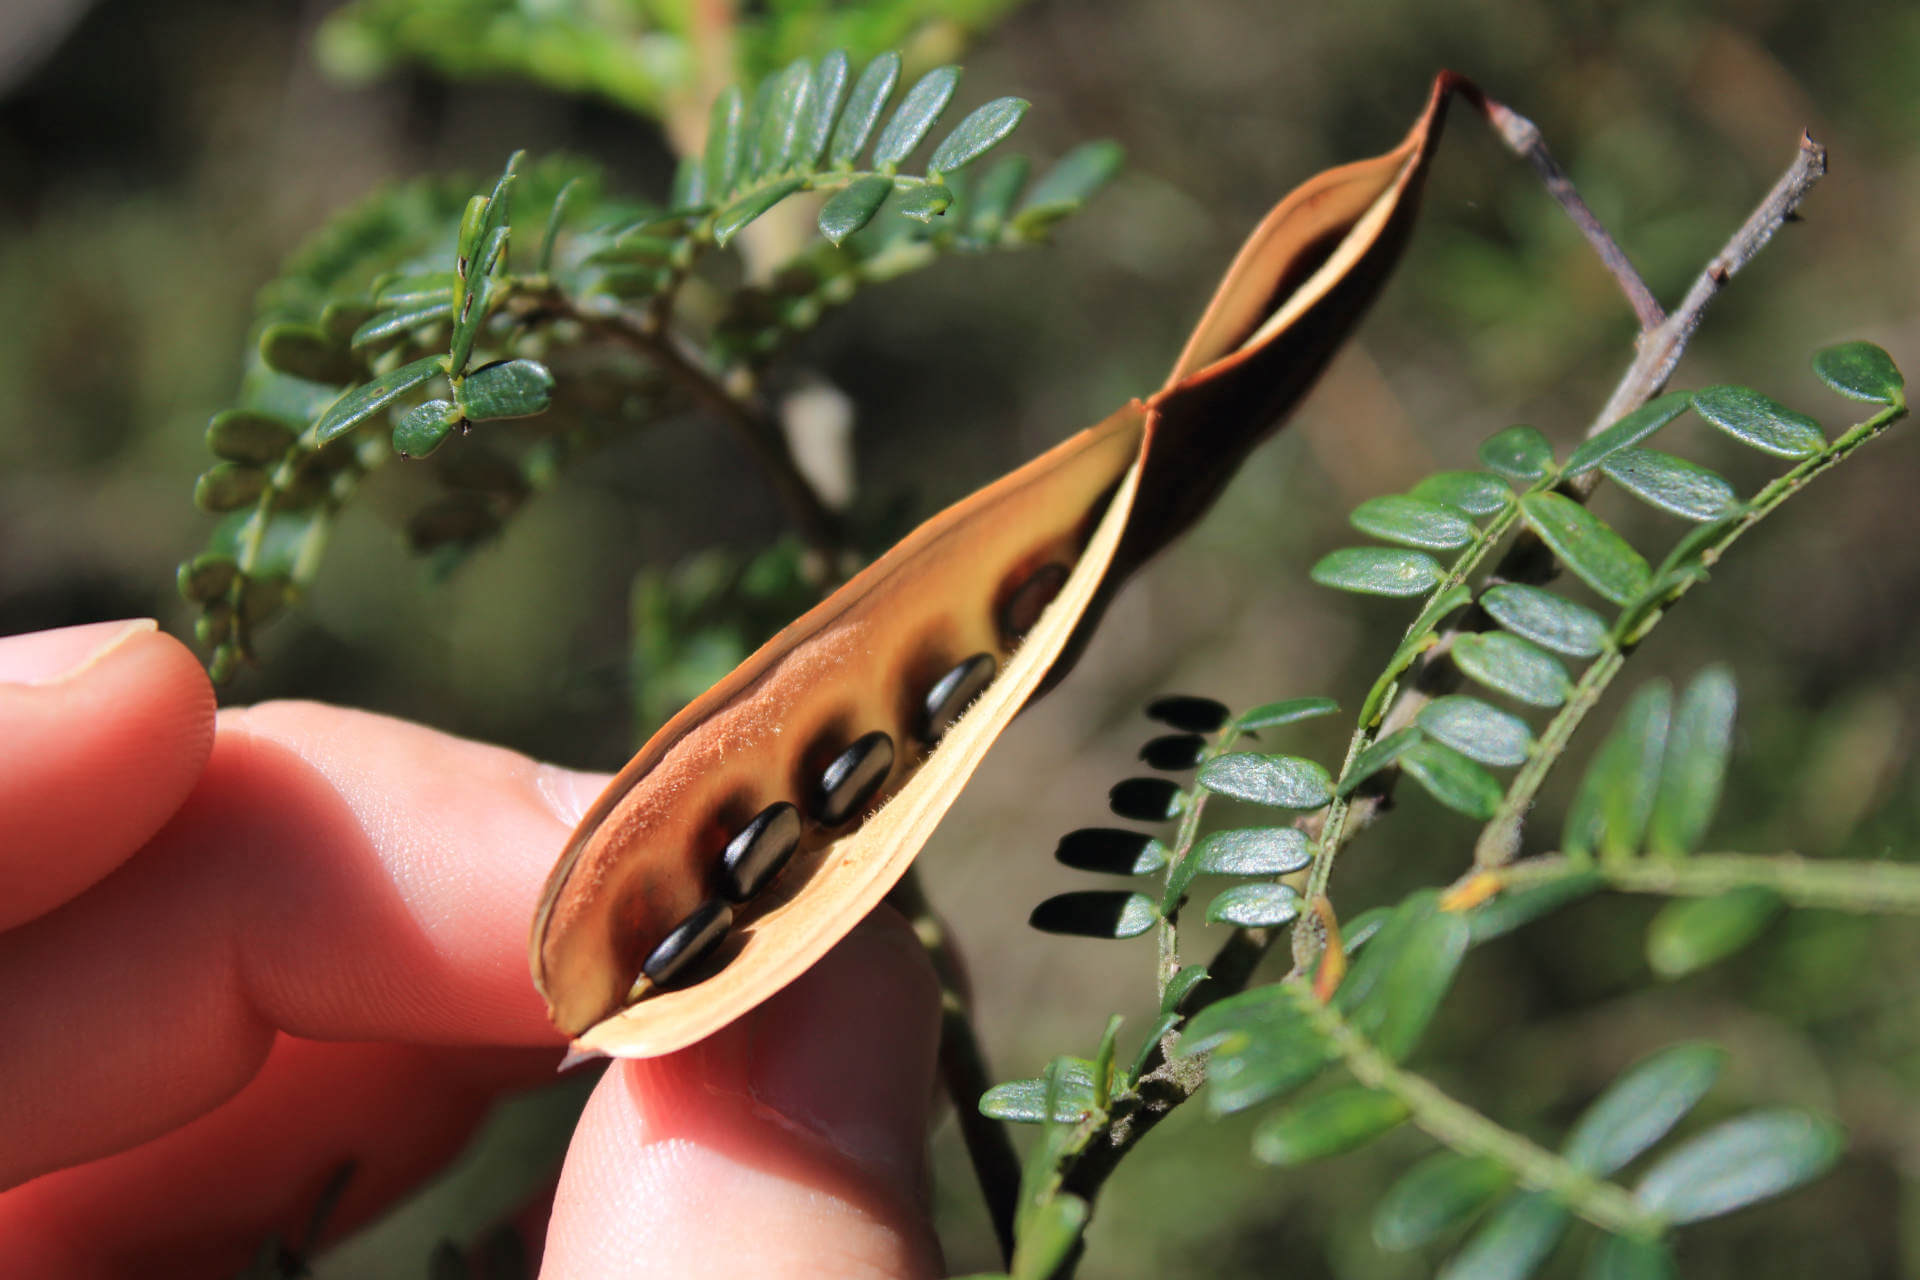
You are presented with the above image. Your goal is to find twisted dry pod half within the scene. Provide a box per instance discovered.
[532,72,1467,1057]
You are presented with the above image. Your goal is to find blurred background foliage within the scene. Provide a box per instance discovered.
[2,0,1917,1276]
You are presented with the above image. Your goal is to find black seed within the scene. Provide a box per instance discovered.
[999,562,1070,642]
[641,898,733,987]
[1145,694,1231,733]
[718,801,803,901]
[1054,828,1167,875]
[813,730,895,827]
[1109,777,1184,822]
[1139,733,1207,771]
[919,652,997,744]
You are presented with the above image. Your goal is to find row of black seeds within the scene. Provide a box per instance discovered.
[635,649,1002,990]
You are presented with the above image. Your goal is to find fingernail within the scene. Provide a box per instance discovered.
[749,910,941,1191]
[0,619,156,686]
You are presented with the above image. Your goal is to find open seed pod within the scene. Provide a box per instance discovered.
[531,72,1467,1057]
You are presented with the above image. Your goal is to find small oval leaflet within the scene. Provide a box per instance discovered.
[870,65,960,168]
[392,399,457,458]
[1633,1108,1843,1225]
[1479,583,1607,658]
[1477,425,1553,482]
[260,323,354,386]
[1193,827,1311,877]
[457,358,555,422]
[828,52,901,166]
[1562,1041,1724,1176]
[1373,1152,1512,1252]
[1646,885,1781,979]
[1235,696,1340,733]
[1338,726,1423,796]
[1562,680,1670,860]
[1436,1191,1569,1280]
[206,410,295,465]
[1206,882,1301,928]
[1350,494,1476,549]
[194,463,268,513]
[1518,491,1652,606]
[1416,695,1533,768]
[1253,1085,1409,1167]
[1198,753,1333,810]
[1410,469,1512,517]
[1310,546,1444,597]
[1811,340,1904,406]
[1691,385,1826,458]
[1451,632,1571,707]
[928,96,1029,173]
[1646,665,1736,857]
[979,1057,1098,1124]
[1563,391,1690,476]
[1601,447,1738,522]
[817,174,893,245]
[1399,739,1503,820]
[1585,1234,1678,1280]
[1028,890,1158,939]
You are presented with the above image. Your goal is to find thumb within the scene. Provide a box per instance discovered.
[0,620,215,930]
[541,906,946,1278]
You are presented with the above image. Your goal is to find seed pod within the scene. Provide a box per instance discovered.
[532,73,1465,1056]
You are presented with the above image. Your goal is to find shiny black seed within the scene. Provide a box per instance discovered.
[999,562,1070,642]
[1139,733,1207,771]
[919,652,997,744]
[1145,694,1231,733]
[719,801,803,901]
[1108,777,1183,823]
[1054,828,1168,875]
[641,898,733,987]
[813,730,895,827]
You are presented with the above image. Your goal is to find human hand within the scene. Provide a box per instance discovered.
[0,620,945,1277]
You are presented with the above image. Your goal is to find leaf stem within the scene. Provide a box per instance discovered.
[1288,983,1665,1239]
[1499,851,1920,915]
[887,865,1021,1265]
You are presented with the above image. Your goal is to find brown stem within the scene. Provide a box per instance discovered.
[887,865,1021,1266]
[517,287,845,559]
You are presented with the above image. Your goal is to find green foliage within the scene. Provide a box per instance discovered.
[179,50,1117,684]
[994,343,1906,1277]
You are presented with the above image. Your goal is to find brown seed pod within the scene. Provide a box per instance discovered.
[531,72,1466,1057]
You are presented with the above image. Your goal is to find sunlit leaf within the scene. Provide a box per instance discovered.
[1563,1042,1724,1176]
[1479,584,1608,658]
[1564,393,1690,476]
[311,355,443,443]
[1561,681,1671,861]
[1253,1085,1409,1166]
[1418,696,1534,767]
[1179,985,1333,1116]
[1412,469,1513,517]
[1207,882,1302,927]
[1199,753,1333,809]
[1236,696,1340,733]
[1601,448,1738,521]
[829,51,901,165]
[818,174,893,245]
[1691,385,1825,458]
[1351,495,1476,549]
[1374,1152,1511,1251]
[797,51,851,167]
[871,65,960,167]
[456,358,554,420]
[1311,547,1444,596]
[1812,340,1903,405]
[1635,1109,1843,1223]
[930,96,1029,172]
[1439,1192,1569,1280]
[1519,492,1652,605]
[1646,887,1781,978]
[1478,425,1554,482]
[1646,666,1736,858]
[1401,739,1504,820]
[1452,633,1571,707]
[1192,828,1312,877]
[981,1058,1097,1123]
